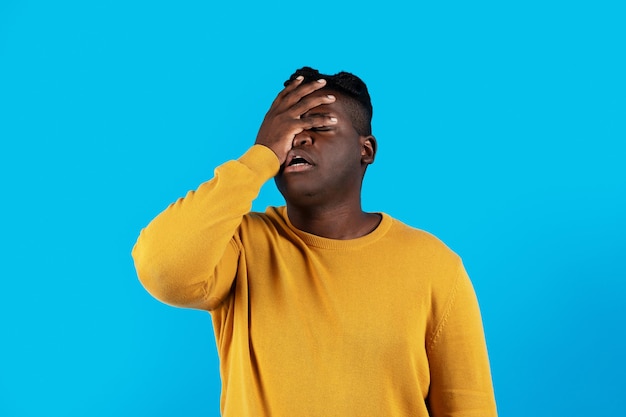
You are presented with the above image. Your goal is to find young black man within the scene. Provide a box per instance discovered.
[132,67,498,416]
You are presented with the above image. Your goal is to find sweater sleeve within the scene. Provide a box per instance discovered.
[131,145,279,311]
[426,263,498,417]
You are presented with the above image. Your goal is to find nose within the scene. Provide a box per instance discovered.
[292,131,312,148]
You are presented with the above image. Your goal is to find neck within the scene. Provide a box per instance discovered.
[286,201,381,240]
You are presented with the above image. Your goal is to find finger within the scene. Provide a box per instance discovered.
[274,78,329,112]
[267,75,305,112]
[277,75,305,98]
[285,78,328,104]
[289,93,336,118]
[291,115,338,131]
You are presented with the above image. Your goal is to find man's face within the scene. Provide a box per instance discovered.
[274,90,374,207]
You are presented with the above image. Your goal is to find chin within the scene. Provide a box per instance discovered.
[276,184,319,207]
[282,190,320,205]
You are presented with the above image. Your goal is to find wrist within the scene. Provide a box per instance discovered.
[239,145,281,179]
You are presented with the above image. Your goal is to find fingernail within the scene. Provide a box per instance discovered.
[317,79,326,83]
[327,94,335,100]
[330,117,337,123]
[296,75,304,81]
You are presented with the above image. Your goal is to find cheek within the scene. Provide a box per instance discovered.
[326,143,363,170]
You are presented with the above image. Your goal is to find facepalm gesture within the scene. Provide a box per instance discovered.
[255,76,338,165]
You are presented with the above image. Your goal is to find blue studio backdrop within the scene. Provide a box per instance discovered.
[1,1,624,416]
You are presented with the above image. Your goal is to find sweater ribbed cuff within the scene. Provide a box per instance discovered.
[238,145,281,182]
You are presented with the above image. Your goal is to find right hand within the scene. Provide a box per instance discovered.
[255,76,337,164]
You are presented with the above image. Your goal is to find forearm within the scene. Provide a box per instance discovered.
[132,145,279,309]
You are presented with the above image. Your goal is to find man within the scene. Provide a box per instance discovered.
[132,67,498,416]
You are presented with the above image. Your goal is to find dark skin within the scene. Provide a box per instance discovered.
[255,76,380,239]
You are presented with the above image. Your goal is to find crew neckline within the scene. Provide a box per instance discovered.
[273,206,392,250]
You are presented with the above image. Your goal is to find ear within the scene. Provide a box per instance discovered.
[360,135,377,165]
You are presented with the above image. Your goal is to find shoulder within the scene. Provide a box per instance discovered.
[241,206,285,228]
[379,214,465,293]
[238,206,293,243]
[385,215,460,261]
[236,206,305,255]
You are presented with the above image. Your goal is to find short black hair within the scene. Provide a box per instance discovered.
[284,67,373,136]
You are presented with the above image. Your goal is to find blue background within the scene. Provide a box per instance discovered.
[1,1,624,416]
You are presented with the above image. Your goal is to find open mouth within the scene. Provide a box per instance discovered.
[283,153,314,173]
[288,156,312,167]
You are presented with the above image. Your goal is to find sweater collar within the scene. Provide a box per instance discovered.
[270,206,393,250]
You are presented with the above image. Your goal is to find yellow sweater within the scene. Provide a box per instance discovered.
[132,145,497,417]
